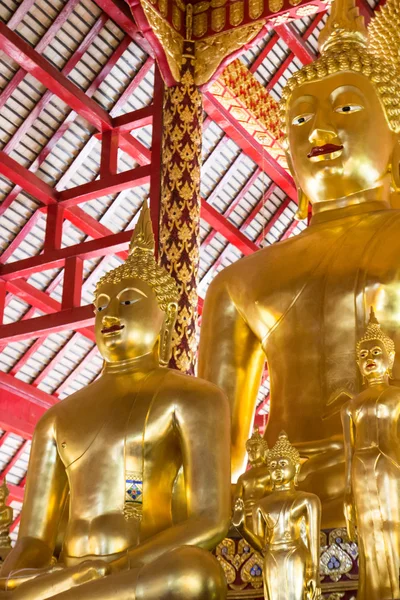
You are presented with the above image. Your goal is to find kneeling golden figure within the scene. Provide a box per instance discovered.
[342,309,400,600]
[0,201,231,600]
[233,433,321,600]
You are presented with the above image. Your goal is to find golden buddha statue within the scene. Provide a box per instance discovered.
[342,308,400,600]
[0,482,12,561]
[198,0,400,526]
[233,428,270,529]
[0,201,231,599]
[233,432,321,600]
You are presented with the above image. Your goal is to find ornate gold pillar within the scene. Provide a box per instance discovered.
[159,43,203,374]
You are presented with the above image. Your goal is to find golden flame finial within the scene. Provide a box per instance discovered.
[318,0,368,53]
[129,199,155,255]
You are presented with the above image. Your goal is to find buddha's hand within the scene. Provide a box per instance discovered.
[344,490,357,541]
[231,498,245,528]
[305,579,321,600]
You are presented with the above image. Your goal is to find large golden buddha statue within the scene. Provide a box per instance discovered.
[199,0,400,526]
[0,201,230,599]
[342,309,400,599]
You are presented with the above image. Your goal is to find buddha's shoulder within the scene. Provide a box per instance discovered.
[158,369,228,410]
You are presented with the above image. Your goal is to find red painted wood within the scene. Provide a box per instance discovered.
[110,58,154,118]
[112,105,153,133]
[204,93,296,201]
[0,231,133,281]
[200,200,258,255]
[0,153,58,205]
[100,130,119,178]
[44,205,64,251]
[275,23,316,65]
[62,258,83,310]
[0,282,6,325]
[0,305,95,344]
[250,34,279,74]
[0,23,112,131]
[59,164,151,207]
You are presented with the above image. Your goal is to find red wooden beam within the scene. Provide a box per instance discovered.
[150,67,164,254]
[203,93,296,202]
[44,205,64,251]
[8,486,24,504]
[0,22,112,132]
[0,153,58,205]
[274,23,316,65]
[62,258,83,310]
[200,200,258,255]
[111,105,153,134]
[0,305,95,344]
[58,165,151,207]
[0,231,132,281]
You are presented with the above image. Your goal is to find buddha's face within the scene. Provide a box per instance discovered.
[94,278,165,363]
[246,441,264,465]
[286,72,396,205]
[269,455,298,487]
[357,339,392,381]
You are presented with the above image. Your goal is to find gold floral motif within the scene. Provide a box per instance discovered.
[159,56,203,374]
[172,4,182,30]
[289,0,303,5]
[211,7,226,31]
[230,1,244,26]
[159,0,168,17]
[268,0,284,12]
[195,22,264,85]
[140,0,183,82]
[193,12,208,37]
[249,0,264,19]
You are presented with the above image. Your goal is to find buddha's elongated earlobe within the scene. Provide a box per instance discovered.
[159,302,178,367]
[296,188,309,220]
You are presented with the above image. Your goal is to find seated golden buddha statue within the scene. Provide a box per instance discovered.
[232,432,321,600]
[199,0,400,526]
[342,308,400,600]
[233,428,270,529]
[0,482,12,560]
[0,201,231,599]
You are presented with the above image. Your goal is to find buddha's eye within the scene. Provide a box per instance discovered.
[121,299,136,306]
[334,104,363,114]
[96,305,106,312]
[291,113,313,126]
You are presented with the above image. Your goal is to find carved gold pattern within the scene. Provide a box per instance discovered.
[193,1,211,12]
[194,12,208,36]
[140,0,184,82]
[289,0,303,6]
[249,0,264,19]
[195,22,264,85]
[159,53,203,374]
[268,0,284,12]
[211,7,226,31]
[159,0,168,17]
[216,529,359,598]
[230,1,244,26]
[172,4,182,30]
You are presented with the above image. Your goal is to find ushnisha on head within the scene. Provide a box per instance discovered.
[245,427,269,465]
[280,0,400,218]
[356,307,395,383]
[94,200,179,366]
[267,431,301,488]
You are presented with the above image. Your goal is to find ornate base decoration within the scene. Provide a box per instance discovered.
[159,44,203,374]
[215,528,358,599]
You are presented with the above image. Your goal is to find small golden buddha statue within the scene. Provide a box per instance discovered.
[199,0,400,526]
[0,482,12,561]
[342,308,400,600]
[233,432,321,600]
[0,201,231,599]
[233,428,270,529]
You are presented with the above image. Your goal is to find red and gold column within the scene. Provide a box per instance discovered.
[159,43,203,375]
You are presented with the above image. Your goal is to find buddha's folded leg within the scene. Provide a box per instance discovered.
[21,546,226,600]
[0,560,111,600]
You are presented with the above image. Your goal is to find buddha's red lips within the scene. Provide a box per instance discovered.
[101,324,125,334]
[307,144,343,158]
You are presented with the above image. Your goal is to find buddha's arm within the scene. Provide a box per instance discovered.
[122,385,231,567]
[303,495,321,579]
[341,403,356,539]
[198,275,265,481]
[1,410,68,576]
